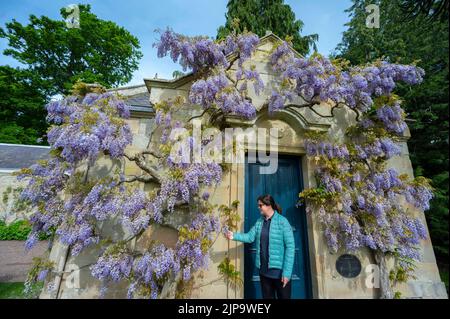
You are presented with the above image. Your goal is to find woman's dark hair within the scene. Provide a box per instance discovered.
[257,194,282,214]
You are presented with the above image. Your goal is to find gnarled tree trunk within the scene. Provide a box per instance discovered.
[374,250,394,299]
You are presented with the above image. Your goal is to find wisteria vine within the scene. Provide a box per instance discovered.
[19,27,433,299]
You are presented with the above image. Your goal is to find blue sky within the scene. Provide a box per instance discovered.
[0,0,352,86]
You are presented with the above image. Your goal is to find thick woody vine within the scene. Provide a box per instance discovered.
[18,24,433,299]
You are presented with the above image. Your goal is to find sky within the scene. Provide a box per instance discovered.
[0,0,352,86]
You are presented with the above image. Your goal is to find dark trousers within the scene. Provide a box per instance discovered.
[259,275,291,299]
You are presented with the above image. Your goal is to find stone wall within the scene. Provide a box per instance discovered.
[0,172,28,224]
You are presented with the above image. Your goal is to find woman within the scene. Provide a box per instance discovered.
[225,194,295,299]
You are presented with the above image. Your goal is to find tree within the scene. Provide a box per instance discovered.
[399,0,449,21]
[217,0,318,55]
[20,29,431,299]
[335,0,449,281]
[0,4,143,97]
[0,66,47,144]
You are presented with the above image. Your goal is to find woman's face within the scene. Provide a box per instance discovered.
[257,200,272,216]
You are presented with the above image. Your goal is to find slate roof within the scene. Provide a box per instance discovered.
[0,143,51,171]
[124,92,154,115]
[107,84,153,115]
[124,92,152,108]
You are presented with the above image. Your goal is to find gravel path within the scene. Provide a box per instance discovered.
[0,241,49,282]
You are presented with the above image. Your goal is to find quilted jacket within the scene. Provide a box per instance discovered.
[232,211,295,279]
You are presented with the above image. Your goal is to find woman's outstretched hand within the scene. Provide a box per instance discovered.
[281,277,289,288]
[225,231,234,240]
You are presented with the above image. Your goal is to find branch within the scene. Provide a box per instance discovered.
[284,102,314,113]
[349,106,362,122]
[225,54,240,72]
[224,71,237,86]
[83,163,91,183]
[141,150,162,159]
[362,158,374,174]
[208,231,221,250]
[281,92,316,112]
[119,175,156,184]
[192,277,223,290]
[187,107,213,123]
[209,108,226,128]
[123,153,162,182]
[144,124,164,159]
[308,105,335,118]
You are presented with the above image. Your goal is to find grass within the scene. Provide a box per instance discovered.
[0,282,43,299]
[0,220,51,240]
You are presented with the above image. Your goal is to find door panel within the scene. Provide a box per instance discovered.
[244,155,311,299]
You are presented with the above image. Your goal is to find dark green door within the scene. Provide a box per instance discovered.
[244,154,312,299]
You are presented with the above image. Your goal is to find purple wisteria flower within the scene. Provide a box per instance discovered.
[305,140,350,159]
[126,244,179,299]
[153,28,229,72]
[404,184,434,211]
[175,213,220,282]
[269,40,424,114]
[376,102,407,134]
[91,245,133,282]
[46,92,132,164]
[37,269,49,281]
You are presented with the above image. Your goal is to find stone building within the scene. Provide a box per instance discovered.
[2,33,446,299]
[0,144,51,223]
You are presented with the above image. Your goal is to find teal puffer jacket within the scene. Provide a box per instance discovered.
[232,211,295,279]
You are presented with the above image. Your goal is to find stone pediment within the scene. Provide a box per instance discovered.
[222,104,333,133]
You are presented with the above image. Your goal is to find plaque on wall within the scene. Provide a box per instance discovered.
[335,254,362,278]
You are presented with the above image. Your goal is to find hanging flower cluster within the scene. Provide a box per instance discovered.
[301,133,432,260]
[46,91,132,164]
[154,98,223,214]
[269,41,424,114]
[176,213,220,281]
[155,28,262,119]
[17,87,135,255]
[90,209,219,299]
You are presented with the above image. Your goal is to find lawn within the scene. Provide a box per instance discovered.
[0,282,43,299]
